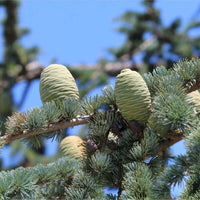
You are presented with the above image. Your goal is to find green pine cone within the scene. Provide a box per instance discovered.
[39,64,79,103]
[115,69,151,125]
[186,90,200,113]
[60,136,85,158]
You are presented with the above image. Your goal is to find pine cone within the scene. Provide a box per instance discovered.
[186,90,200,113]
[86,140,98,153]
[60,136,85,158]
[39,64,79,103]
[115,69,151,125]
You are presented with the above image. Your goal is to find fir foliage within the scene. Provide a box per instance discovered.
[81,94,102,115]
[173,58,200,81]
[4,97,83,138]
[89,111,115,138]
[23,107,47,132]
[0,157,77,199]
[149,94,195,136]
[122,162,153,199]
[22,134,44,149]
[89,152,112,179]
[101,85,116,106]
[143,65,185,98]
[21,107,47,148]
[57,97,81,120]
[148,155,187,199]
[65,170,105,200]
[143,66,170,97]
[42,101,61,123]
[117,129,138,150]
[5,112,26,136]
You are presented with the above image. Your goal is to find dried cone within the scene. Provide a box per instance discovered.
[115,69,151,125]
[60,136,85,158]
[39,64,79,103]
[186,90,200,113]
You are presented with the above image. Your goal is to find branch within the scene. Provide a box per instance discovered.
[0,117,185,161]
[16,61,43,82]
[119,36,157,61]
[0,111,184,156]
[156,134,184,155]
[1,115,90,145]
[68,62,141,78]
[16,81,31,109]
[0,61,43,89]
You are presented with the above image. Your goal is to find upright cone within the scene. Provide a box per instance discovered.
[115,69,151,125]
[39,64,79,103]
[60,136,85,158]
[186,90,200,113]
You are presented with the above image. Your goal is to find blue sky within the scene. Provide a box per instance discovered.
[1,0,200,197]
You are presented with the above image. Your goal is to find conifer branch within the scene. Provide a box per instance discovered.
[155,134,184,156]
[1,115,90,145]
[1,59,200,155]
[1,116,184,158]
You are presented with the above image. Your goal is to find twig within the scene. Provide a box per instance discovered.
[1,115,90,145]
[0,116,186,162]
[144,134,184,160]
[68,62,141,78]
[158,134,184,152]
[17,81,31,109]
[119,36,157,61]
